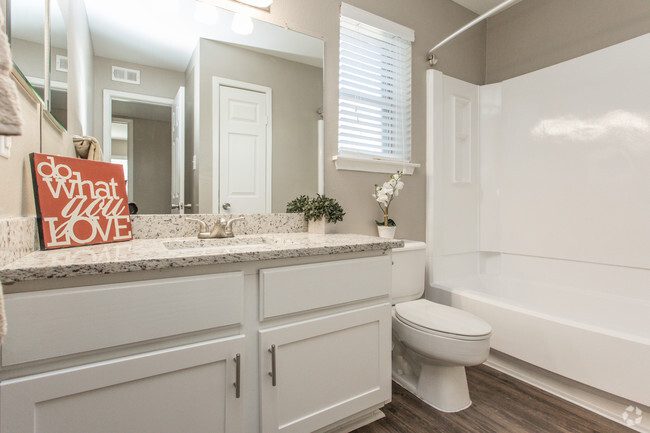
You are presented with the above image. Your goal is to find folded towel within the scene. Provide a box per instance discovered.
[0,6,23,136]
[73,135,104,161]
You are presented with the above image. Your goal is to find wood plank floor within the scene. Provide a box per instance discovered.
[353,365,633,433]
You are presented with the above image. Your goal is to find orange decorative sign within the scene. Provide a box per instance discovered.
[30,153,133,249]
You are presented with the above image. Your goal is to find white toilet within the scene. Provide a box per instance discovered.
[391,240,492,412]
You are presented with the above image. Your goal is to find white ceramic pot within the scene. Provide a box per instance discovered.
[308,219,336,234]
[377,225,397,239]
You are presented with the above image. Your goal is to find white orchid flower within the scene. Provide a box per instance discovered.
[393,180,404,196]
[373,171,405,227]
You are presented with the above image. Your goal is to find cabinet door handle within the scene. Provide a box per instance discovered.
[233,353,241,398]
[268,344,277,386]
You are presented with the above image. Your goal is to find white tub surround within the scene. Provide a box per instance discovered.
[427,34,650,430]
[0,233,401,433]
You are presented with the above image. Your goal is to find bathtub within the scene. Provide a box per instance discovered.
[427,275,650,408]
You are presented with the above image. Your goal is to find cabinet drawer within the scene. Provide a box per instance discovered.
[2,273,244,366]
[260,256,391,320]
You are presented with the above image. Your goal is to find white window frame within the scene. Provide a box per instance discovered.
[334,3,419,175]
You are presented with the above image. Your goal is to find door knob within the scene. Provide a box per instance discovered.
[222,203,231,210]
[171,204,180,210]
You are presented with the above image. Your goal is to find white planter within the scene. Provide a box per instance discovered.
[377,225,397,239]
[308,219,336,234]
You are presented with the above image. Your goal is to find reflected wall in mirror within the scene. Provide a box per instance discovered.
[70,0,324,215]
[9,0,68,128]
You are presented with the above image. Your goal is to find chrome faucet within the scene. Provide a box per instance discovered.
[186,217,245,238]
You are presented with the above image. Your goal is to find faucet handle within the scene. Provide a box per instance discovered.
[186,217,209,233]
[225,217,245,237]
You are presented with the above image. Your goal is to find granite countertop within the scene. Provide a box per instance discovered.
[0,233,403,284]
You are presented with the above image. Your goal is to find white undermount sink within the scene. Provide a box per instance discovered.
[163,237,271,252]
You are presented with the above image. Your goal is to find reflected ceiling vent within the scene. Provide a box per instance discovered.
[55,55,68,72]
[112,66,141,85]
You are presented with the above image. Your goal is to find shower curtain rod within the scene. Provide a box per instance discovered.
[426,0,522,65]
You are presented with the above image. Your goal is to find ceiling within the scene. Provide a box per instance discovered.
[451,0,505,15]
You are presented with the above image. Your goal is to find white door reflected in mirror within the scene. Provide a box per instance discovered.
[216,80,272,215]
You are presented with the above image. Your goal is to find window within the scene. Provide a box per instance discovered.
[336,4,417,174]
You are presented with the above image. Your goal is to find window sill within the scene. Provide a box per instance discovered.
[332,155,419,175]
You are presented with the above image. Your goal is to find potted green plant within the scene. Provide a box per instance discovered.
[373,171,404,239]
[287,194,345,234]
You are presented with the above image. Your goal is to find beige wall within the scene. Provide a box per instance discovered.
[196,39,322,213]
[485,0,650,83]
[91,56,184,140]
[130,118,172,215]
[227,0,485,240]
[9,39,68,85]
[10,39,45,80]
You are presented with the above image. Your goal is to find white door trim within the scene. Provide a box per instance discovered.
[172,87,186,215]
[212,76,273,214]
[111,117,134,200]
[102,89,175,162]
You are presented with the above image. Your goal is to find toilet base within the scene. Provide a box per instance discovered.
[392,346,473,413]
[416,364,471,413]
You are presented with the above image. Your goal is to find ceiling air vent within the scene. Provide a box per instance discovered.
[55,55,68,72]
[112,66,141,85]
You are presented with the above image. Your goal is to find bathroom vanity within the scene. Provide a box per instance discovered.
[0,231,402,433]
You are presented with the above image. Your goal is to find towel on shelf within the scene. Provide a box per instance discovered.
[0,6,23,136]
[73,135,104,161]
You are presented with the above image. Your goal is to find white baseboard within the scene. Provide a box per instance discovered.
[486,350,649,433]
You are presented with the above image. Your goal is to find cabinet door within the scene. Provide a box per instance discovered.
[0,337,245,433]
[259,304,391,433]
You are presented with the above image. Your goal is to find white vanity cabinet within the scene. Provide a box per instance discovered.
[0,251,394,433]
[0,337,245,433]
[258,256,393,433]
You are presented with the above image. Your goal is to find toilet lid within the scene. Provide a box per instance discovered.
[395,299,492,338]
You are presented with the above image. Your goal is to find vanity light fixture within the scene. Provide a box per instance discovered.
[231,12,254,35]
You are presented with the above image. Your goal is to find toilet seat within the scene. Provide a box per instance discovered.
[395,299,492,341]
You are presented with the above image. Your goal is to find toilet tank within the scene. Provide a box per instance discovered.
[391,240,426,304]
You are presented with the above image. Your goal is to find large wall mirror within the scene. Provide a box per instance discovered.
[62,0,325,216]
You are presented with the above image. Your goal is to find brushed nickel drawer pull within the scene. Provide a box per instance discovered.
[268,344,277,386]
[233,353,241,398]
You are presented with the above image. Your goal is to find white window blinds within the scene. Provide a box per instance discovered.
[338,6,413,162]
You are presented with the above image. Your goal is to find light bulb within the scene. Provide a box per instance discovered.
[194,2,219,25]
[232,13,254,35]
